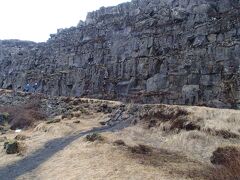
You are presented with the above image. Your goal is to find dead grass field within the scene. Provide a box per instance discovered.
[0,90,240,180]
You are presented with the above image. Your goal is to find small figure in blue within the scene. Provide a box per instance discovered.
[33,82,38,92]
[24,83,30,92]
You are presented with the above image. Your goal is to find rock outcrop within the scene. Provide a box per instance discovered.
[0,0,240,108]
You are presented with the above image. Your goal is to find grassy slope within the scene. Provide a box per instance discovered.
[0,90,239,180]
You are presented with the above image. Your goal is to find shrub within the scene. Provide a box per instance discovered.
[72,99,82,106]
[140,105,190,131]
[205,128,239,139]
[113,140,126,146]
[15,134,28,141]
[46,118,61,124]
[85,133,104,142]
[80,108,89,114]
[61,112,73,119]
[129,144,153,155]
[207,146,240,180]
[73,112,81,118]
[210,146,240,166]
[0,98,46,130]
[2,112,9,120]
[0,112,9,126]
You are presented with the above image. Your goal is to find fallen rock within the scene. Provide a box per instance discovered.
[4,140,19,154]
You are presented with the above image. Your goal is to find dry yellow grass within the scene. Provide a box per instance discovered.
[0,97,240,180]
[17,138,172,180]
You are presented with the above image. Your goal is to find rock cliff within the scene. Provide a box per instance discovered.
[0,0,240,108]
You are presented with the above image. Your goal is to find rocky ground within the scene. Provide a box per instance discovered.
[0,89,240,180]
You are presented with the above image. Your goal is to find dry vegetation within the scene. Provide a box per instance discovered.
[109,104,240,179]
[139,105,200,132]
[0,96,46,130]
[206,146,240,180]
[85,133,104,142]
[0,90,240,180]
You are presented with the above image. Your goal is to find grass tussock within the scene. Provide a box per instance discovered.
[129,144,153,155]
[205,146,240,180]
[139,105,200,132]
[85,133,104,142]
[140,105,189,122]
[113,139,126,146]
[204,128,239,139]
[15,134,28,141]
[121,142,204,179]
[210,146,240,166]
[127,144,188,166]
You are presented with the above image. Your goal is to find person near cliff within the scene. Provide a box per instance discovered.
[33,83,38,92]
[24,84,30,92]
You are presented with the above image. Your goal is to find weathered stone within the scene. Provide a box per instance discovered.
[200,74,221,86]
[182,85,199,105]
[4,140,19,154]
[147,74,168,92]
[193,35,207,47]
[171,7,189,22]
[207,34,217,43]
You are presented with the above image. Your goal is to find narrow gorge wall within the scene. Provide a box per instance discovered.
[0,0,240,108]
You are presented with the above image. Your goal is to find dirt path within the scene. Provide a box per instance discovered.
[0,120,130,180]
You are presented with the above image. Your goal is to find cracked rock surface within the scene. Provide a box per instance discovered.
[0,0,240,108]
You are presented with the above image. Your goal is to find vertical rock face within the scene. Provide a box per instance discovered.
[0,0,240,108]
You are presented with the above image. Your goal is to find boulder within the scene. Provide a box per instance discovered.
[182,85,199,105]
[4,140,19,154]
[146,74,168,92]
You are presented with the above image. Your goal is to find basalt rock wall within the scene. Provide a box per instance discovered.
[0,0,240,108]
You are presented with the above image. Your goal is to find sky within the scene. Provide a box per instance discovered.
[0,0,131,42]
